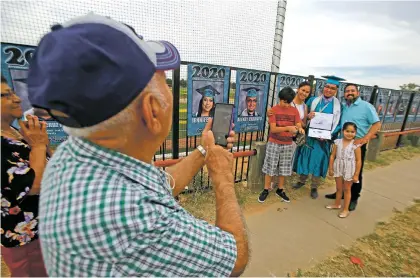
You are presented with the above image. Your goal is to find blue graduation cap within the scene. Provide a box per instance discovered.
[321,75,346,86]
[243,87,260,98]
[196,85,220,98]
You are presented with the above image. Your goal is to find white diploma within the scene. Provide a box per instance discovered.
[309,112,334,131]
[308,128,332,140]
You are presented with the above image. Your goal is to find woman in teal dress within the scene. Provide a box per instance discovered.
[293,76,344,199]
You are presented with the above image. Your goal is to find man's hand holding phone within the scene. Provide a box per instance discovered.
[201,118,235,151]
[201,118,235,182]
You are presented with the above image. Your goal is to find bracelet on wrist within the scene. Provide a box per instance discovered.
[197,145,206,157]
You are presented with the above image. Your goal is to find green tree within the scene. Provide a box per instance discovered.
[180,79,187,87]
[399,83,420,91]
[231,82,236,89]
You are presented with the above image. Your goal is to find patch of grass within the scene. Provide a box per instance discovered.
[364,145,420,170]
[295,202,420,277]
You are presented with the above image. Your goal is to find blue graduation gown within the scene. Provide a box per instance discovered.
[294,97,341,178]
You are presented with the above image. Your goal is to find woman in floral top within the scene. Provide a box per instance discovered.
[1,75,49,277]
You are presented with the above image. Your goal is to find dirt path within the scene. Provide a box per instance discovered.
[242,157,420,276]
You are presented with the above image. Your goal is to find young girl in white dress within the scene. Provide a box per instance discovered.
[326,122,362,218]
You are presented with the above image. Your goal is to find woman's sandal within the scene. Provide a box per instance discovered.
[338,211,350,218]
[326,205,341,210]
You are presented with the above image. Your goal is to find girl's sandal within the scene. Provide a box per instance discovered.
[338,211,350,218]
[326,205,341,210]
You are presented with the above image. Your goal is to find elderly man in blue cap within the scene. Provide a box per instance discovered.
[293,76,343,199]
[240,87,260,116]
[27,13,248,277]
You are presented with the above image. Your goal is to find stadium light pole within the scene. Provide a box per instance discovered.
[264,0,287,140]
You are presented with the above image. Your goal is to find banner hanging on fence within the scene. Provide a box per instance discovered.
[409,94,420,122]
[376,88,390,119]
[395,91,411,122]
[359,85,374,102]
[337,82,348,103]
[187,63,230,136]
[276,73,307,101]
[1,42,68,147]
[314,78,326,96]
[234,69,269,132]
[384,90,401,123]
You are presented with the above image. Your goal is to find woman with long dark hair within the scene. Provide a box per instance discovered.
[196,95,216,117]
[291,81,311,124]
[194,85,219,117]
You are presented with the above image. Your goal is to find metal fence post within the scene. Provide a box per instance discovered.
[172,67,181,159]
[396,92,415,147]
[366,131,384,161]
[308,74,315,96]
[247,142,267,192]
[370,85,378,105]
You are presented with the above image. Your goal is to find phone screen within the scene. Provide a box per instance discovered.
[212,103,234,147]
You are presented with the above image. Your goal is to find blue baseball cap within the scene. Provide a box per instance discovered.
[27,13,181,128]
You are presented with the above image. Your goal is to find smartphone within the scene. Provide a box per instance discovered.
[211,103,234,147]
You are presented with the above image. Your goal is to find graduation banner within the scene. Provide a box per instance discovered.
[187,63,230,136]
[1,42,68,147]
[409,94,420,122]
[359,85,374,102]
[337,82,348,103]
[395,91,411,122]
[314,78,326,96]
[234,69,269,132]
[376,88,390,120]
[384,90,401,123]
[276,73,307,101]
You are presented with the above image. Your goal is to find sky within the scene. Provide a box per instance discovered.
[281,0,420,89]
[1,0,418,89]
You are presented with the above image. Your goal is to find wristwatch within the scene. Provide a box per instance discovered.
[197,145,206,157]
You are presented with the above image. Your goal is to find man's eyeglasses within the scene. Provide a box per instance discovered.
[324,85,338,91]
[247,99,257,103]
[1,90,18,100]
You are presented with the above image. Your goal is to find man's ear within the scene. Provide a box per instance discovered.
[139,92,163,136]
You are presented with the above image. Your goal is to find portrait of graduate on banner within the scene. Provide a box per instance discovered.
[187,63,230,136]
[193,84,221,118]
[239,87,261,117]
[234,69,269,132]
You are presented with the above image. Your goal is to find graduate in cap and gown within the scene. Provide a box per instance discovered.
[194,85,220,117]
[240,87,260,117]
[293,76,344,199]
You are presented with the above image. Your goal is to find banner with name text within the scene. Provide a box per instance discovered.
[234,69,269,132]
[187,63,230,136]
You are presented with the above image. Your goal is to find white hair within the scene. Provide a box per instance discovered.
[63,77,168,138]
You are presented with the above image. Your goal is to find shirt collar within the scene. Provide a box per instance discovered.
[322,95,334,104]
[66,136,170,192]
